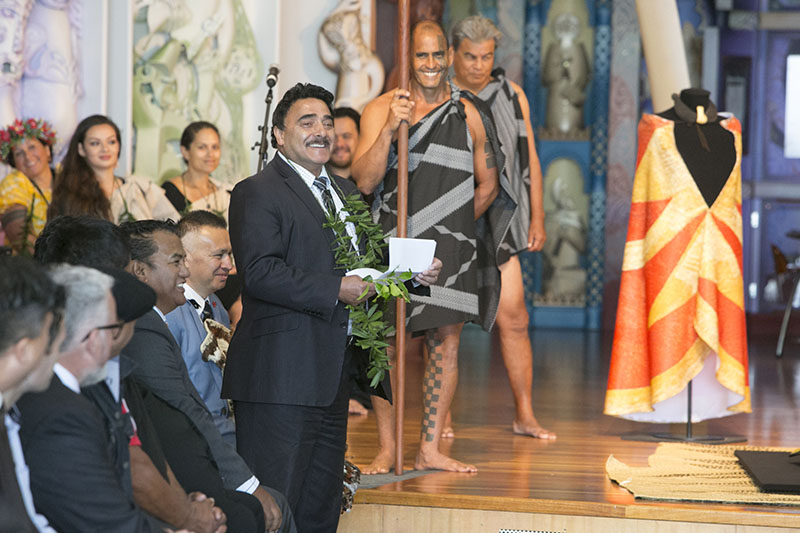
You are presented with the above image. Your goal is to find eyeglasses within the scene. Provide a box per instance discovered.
[82,321,126,342]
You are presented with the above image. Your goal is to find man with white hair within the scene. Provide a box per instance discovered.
[17,265,163,532]
[449,14,555,440]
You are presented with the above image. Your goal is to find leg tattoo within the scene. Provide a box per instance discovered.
[421,334,445,442]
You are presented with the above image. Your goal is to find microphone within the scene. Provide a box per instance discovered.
[266,64,280,88]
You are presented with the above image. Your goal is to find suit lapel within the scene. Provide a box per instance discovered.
[186,304,205,340]
[274,156,338,249]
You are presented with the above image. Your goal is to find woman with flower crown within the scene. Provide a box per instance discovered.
[49,115,179,223]
[0,118,57,254]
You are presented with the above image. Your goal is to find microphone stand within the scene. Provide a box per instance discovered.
[252,79,276,173]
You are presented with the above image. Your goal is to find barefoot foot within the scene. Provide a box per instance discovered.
[414,450,477,472]
[361,448,395,474]
[512,418,557,440]
[348,399,368,416]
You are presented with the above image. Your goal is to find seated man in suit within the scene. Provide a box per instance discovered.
[0,256,65,533]
[121,219,294,533]
[166,210,235,444]
[34,216,229,533]
[17,265,165,532]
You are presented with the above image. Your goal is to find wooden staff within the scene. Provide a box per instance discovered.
[395,0,410,476]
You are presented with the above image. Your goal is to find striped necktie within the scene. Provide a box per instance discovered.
[312,176,337,217]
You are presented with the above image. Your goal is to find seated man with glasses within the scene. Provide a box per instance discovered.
[16,265,166,532]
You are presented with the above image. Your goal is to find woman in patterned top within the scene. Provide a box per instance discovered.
[0,118,57,254]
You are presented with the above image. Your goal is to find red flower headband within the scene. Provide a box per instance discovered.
[0,118,57,163]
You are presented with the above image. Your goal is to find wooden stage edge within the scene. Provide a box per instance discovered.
[342,491,800,531]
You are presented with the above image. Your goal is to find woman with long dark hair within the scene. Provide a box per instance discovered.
[49,114,178,223]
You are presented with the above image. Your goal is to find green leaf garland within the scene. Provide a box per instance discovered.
[324,184,411,388]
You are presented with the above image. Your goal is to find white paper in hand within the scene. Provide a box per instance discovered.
[388,237,437,275]
[346,238,437,279]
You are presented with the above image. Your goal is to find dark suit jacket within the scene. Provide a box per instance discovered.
[16,374,159,532]
[0,411,38,533]
[123,310,254,490]
[223,155,356,407]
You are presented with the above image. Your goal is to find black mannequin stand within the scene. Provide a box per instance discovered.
[621,380,746,444]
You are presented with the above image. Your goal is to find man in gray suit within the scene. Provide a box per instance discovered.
[121,219,293,533]
[166,210,235,444]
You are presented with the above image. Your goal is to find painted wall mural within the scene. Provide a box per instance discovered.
[132,0,262,185]
[0,0,81,165]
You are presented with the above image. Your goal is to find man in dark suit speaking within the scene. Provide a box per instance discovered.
[223,83,440,532]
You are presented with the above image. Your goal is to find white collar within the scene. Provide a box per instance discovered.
[181,284,208,318]
[53,363,80,394]
[104,357,121,402]
[278,151,331,188]
[152,306,168,323]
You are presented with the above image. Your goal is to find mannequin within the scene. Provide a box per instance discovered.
[657,88,735,207]
[604,88,749,423]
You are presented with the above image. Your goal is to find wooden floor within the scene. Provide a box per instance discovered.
[339,322,800,532]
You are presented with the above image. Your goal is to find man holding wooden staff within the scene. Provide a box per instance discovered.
[352,20,504,474]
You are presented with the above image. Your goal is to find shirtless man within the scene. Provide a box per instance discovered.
[449,15,555,440]
[351,20,498,473]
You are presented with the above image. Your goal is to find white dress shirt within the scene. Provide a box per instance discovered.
[3,382,59,531]
[278,151,359,251]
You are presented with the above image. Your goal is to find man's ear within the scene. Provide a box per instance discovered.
[0,337,39,390]
[273,126,284,148]
[131,259,148,282]
[448,45,455,66]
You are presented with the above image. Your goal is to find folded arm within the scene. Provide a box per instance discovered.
[464,100,500,219]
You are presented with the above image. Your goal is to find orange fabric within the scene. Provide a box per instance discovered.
[604,114,750,417]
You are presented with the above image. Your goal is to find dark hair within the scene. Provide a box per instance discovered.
[34,215,131,269]
[333,107,361,133]
[271,83,335,149]
[180,121,220,164]
[120,219,179,265]
[7,136,53,169]
[177,210,227,238]
[0,256,65,356]
[49,115,122,221]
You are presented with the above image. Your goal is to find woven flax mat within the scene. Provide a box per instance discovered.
[606,442,800,506]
